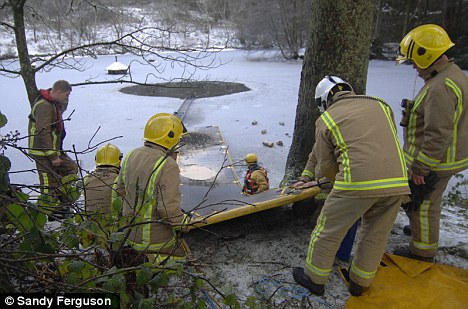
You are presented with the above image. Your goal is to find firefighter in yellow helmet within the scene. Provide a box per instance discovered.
[242,153,269,195]
[83,143,123,220]
[117,113,191,265]
[394,24,468,262]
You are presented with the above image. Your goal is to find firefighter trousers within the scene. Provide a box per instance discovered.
[32,154,78,202]
[304,191,405,287]
[406,174,452,258]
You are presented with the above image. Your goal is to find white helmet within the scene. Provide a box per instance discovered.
[315,76,353,111]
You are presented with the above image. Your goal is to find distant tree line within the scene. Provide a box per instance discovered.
[371,0,468,68]
[232,0,467,67]
[1,0,467,67]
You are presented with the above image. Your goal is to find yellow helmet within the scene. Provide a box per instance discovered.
[396,24,455,69]
[95,143,122,168]
[244,153,258,164]
[143,113,187,149]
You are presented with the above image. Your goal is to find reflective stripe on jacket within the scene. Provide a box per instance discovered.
[315,93,410,198]
[403,61,468,176]
[119,143,184,253]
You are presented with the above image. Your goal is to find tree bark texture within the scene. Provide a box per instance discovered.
[9,0,39,107]
[282,0,374,185]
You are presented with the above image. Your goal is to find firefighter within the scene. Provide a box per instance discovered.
[28,80,79,217]
[83,143,123,220]
[118,113,191,265]
[292,76,410,296]
[394,24,468,262]
[242,153,269,195]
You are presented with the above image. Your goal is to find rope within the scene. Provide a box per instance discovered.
[256,277,309,299]
[255,277,335,308]
[202,289,218,309]
[187,265,219,309]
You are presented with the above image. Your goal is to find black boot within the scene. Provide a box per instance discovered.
[393,247,434,262]
[339,267,365,296]
[349,280,364,296]
[403,225,412,236]
[292,267,325,296]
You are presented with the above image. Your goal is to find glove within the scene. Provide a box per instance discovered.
[173,213,191,235]
[58,174,82,202]
[402,171,439,211]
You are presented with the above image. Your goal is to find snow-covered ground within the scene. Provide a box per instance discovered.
[1,50,467,307]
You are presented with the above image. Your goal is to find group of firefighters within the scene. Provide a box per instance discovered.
[26,24,467,296]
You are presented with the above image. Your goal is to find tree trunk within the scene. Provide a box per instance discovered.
[9,0,39,107]
[282,0,374,185]
[402,0,416,38]
[373,0,382,41]
[443,0,464,37]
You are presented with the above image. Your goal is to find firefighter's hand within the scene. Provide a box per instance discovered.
[292,180,306,187]
[411,173,425,185]
[302,181,318,188]
[51,157,62,167]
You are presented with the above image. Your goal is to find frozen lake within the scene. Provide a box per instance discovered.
[1,50,466,191]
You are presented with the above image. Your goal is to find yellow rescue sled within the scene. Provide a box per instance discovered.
[178,126,320,229]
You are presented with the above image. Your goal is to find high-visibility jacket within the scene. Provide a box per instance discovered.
[28,90,64,160]
[403,60,468,177]
[118,142,186,255]
[243,164,269,194]
[84,166,122,218]
[315,92,410,198]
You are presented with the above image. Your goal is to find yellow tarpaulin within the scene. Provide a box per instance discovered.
[345,253,468,309]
